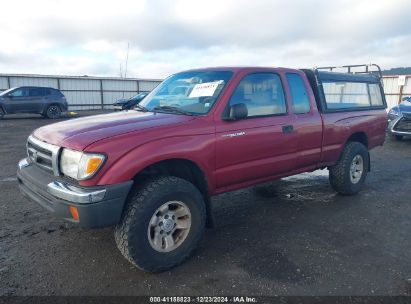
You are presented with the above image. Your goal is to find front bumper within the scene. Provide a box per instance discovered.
[17,158,133,228]
[388,116,411,136]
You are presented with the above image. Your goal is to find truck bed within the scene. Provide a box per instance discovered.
[301,65,387,166]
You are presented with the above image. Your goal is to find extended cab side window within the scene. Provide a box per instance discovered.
[229,73,286,117]
[286,73,310,114]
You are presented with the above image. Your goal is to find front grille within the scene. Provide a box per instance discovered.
[27,136,60,175]
[394,117,411,132]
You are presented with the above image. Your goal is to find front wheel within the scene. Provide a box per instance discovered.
[329,142,369,195]
[114,176,206,272]
[0,107,4,119]
[45,105,61,119]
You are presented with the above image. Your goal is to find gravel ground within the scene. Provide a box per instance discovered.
[1,111,411,296]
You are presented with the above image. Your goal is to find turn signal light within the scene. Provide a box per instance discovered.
[69,206,79,221]
[86,158,103,175]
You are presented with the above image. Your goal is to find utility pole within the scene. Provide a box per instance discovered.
[124,42,130,78]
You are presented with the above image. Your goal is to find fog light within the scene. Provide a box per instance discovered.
[69,206,79,221]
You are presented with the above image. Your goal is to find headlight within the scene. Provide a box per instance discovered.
[60,149,105,180]
[388,109,400,116]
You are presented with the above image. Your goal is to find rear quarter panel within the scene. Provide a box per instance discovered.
[321,109,387,165]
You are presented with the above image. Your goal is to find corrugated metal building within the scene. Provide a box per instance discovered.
[0,74,162,110]
[382,75,411,109]
[1,73,409,111]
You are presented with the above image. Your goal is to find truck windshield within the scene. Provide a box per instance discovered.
[140,71,233,115]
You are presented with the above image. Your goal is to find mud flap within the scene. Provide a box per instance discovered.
[205,196,215,228]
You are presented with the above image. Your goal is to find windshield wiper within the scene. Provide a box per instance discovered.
[134,104,149,112]
[153,105,195,116]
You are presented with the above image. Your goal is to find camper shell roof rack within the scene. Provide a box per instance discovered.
[315,64,383,78]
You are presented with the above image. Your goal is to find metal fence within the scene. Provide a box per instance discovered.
[0,74,162,110]
[1,73,409,111]
[382,75,411,109]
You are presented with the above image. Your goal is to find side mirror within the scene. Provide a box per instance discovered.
[224,103,248,121]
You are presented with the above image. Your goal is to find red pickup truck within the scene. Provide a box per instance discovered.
[17,64,387,272]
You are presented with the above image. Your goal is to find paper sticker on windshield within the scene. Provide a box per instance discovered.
[189,81,222,98]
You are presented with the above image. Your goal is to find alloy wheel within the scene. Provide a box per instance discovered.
[147,201,192,252]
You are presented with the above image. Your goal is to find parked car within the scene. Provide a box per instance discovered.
[17,64,387,272]
[0,86,68,119]
[113,92,148,111]
[388,96,411,140]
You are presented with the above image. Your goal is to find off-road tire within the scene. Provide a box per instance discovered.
[329,142,369,195]
[395,135,404,141]
[45,105,61,119]
[114,176,206,273]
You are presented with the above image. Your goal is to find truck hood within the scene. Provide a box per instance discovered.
[33,111,195,150]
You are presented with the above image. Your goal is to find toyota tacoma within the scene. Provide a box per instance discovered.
[17,64,387,272]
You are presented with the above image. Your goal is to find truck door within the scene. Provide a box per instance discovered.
[285,73,322,169]
[215,72,298,189]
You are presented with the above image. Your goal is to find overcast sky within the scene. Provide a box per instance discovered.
[0,0,410,79]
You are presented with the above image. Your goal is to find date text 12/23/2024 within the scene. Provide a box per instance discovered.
[150,296,257,303]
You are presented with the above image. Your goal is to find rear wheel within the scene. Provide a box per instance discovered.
[45,105,61,119]
[114,176,206,272]
[329,142,369,195]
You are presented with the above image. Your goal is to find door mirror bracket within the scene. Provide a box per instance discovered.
[223,103,248,121]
